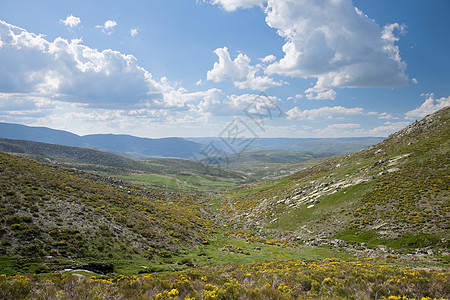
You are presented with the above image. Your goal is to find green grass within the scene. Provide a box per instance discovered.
[226,151,333,180]
[0,257,19,276]
[268,181,377,231]
[168,234,350,269]
[226,177,293,200]
[334,230,382,246]
[124,174,181,186]
[335,230,448,251]
[121,172,241,193]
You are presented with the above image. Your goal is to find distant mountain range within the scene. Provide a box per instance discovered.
[187,137,385,154]
[0,122,384,158]
[0,138,156,173]
[0,122,203,159]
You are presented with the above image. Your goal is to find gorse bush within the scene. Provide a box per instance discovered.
[0,258,448,299]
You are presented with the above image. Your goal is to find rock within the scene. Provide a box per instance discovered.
[374,149,383,155]
[373,159,387,166]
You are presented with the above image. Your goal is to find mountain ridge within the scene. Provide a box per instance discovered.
[0,122,204,159]
[0,138,156,174]
[0,122,384,159]
[218,106,449,250]
[188,136,385,154]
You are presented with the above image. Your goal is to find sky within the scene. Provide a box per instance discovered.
[0,0,449,138]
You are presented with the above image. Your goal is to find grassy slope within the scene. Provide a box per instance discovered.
[217,107,449,250]
[0,139,253,194]
[123,151,331,192]
[227,149,333,164]
[0,138,155,174]
[122,158,252,193]
[225,149,333,180]
[0,152,217,274]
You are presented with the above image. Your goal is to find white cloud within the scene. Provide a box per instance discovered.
[378,112,399,120]
[316,123,360,137]
[203,0,264,11]
[193,88,281,117]
[305,87,336,100]
[264,0,408,89]
[0,94,57,119]
[405,93,450,119]
[411,78,418,84]
[286,106,363,120]
[206,47,283,91]
[261,54,276,63]
[325,123,360,130]
[207,0,408,98]
[289,93,303,100]
[130,28,139,37]
[0,20,166,109]
[104,20,117,29]
[0,19,285,137]
[60,15,81,28]
[96,20,117,35]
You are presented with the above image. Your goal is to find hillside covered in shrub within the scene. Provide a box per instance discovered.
[0,152,216,274]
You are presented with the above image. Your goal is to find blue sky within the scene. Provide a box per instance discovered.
[0,0,449,138]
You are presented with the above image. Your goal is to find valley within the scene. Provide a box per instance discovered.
[0,107,449,299]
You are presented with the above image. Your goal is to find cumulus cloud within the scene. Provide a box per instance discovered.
[208,0,408,100]
[405,93,450,119]
[265,0,408,93]
[305,87,336,100]
[0,20,166,109]
[261,54,276,63]
[286,106,363,120]
[207,47,283,91]
[174,88,281,117]
[287,93,303,101]
[60,15,81,28]
[130,28,139,37]
[378,112,399,120]
[96,20,117,35]
[202,0,264,11]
